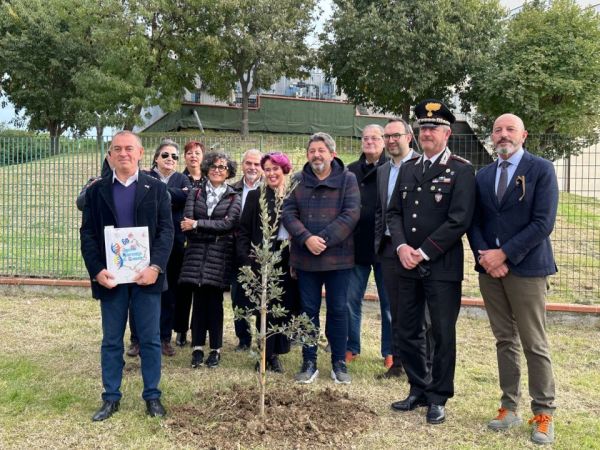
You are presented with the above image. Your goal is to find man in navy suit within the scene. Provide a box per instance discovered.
[468,114,558,445]
[80,131,174,421]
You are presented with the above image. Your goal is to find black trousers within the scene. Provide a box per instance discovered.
[380,238,434,371]
[191,285,225,350]
[160,246,184,342]
[231,279,253,346]
[393,275,461,405]
[173,282,193,333]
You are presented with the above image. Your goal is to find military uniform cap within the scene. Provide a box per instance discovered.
[414,99,455,128]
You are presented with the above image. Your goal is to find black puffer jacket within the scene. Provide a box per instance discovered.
[179,184,241,289]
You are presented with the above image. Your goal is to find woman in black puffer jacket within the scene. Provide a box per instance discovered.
[179,152,241,369]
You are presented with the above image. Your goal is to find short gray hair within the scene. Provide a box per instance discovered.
[306,132,336,153]
[109,130,143,150]
[363,124,384,135]
[242,148,263,162]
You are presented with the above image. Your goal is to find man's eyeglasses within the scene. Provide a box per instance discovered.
[383,133,409,140]
[160,152,179,160]
[209,164,228,172]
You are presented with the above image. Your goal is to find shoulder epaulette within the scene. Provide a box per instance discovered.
[450,154,471,165]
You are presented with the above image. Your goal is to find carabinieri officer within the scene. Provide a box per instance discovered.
[386,99,475,424]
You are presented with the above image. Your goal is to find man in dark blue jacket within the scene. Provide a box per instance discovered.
[80,131,174,421]
[468,114,557,445]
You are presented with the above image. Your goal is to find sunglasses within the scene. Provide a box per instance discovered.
[209,164,229,172]
[160,152,179,160]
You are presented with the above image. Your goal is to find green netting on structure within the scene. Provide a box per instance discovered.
[144,96,389,137]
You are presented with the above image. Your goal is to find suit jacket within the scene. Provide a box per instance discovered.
[467,150,558,277]
[347,153,389,265]
[374,150,419,256]
[80,171,174,300]
[386,148,475,281]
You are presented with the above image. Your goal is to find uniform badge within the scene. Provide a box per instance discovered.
[435,193,443,203]
[402,192,407,199]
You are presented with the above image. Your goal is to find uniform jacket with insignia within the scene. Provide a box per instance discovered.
[386,148,476,281]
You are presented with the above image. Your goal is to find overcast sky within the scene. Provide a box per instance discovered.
[2,0,599,128]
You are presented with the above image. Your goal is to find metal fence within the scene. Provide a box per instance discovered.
[0,133,598,304]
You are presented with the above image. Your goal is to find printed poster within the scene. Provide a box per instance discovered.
[104,226,150,285]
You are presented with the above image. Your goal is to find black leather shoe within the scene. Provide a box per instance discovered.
[391,394,427,412]
[92,400,119,421]
[146,399,166,418]
[426,404,446,424]
[267,355,284,373]
[376,366,404,379]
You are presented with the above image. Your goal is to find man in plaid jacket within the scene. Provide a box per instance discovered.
[283,132,360,385]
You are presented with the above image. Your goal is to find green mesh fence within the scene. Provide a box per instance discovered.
[0,133,598,304]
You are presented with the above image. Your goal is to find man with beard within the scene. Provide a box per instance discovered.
[345,124,391,368]
[283,132,360,384]
[387,100,475,424]
[468,114,558,445]
[374,118,421,378]
[231,149,263,351]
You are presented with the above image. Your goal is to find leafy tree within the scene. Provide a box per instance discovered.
[193,0,317,136]
[0,0,99,148]
[319,0,504,119]
[464,0,600,160]
[83,0,210,131]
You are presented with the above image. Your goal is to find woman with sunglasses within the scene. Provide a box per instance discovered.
[173,140,206,347]
[237,152,300,373]
[179,152,241,369]
[142,140,192,357]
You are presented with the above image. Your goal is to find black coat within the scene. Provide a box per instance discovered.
[387,149,475,281]
[145,170,192,249]
[347,153,389,265]
[80,171,174,300]
[237,186,301,334]
[178,184,241,289]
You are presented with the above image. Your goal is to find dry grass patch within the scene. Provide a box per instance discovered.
[0,294,599,449]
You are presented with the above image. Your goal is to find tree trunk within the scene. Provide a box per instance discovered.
[124,104,143,131]
[47,122,61,155]
[241,85,250,137]
[96,120,104,152]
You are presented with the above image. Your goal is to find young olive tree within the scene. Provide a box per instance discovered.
[235,178,317,420]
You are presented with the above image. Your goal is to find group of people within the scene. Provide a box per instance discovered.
[79,98,558,445]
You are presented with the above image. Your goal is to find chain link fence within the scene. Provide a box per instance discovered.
[0,133,598,304]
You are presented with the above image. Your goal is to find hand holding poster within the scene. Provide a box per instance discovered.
[104,226,151,285]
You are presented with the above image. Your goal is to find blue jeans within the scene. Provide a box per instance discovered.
[296,269,351,364]
[100,285,162,401]
[346,263,392,357]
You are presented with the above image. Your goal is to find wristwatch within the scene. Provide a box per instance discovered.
[192,220,198,230]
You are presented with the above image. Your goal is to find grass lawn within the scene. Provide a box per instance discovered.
[0,292,598,449]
